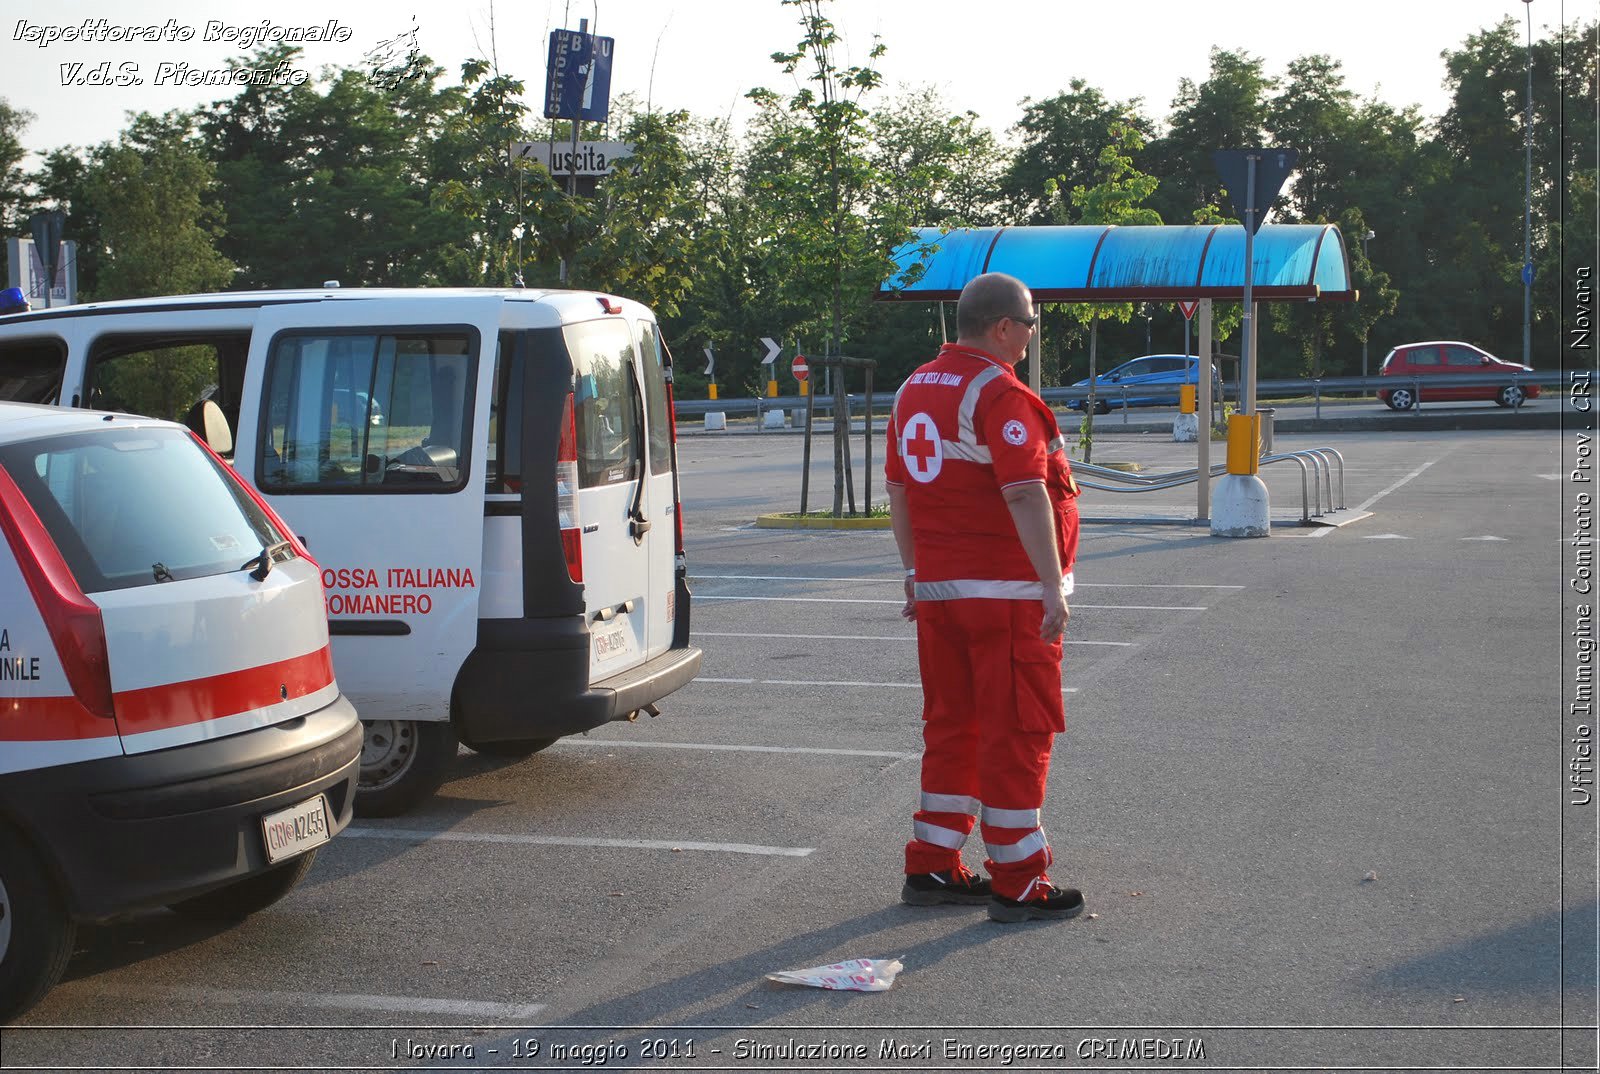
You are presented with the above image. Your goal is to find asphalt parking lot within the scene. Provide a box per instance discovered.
[7,419,1593,1072]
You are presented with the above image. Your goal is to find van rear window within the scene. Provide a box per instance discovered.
[0,427,284,594]
[563,321,641,489]
[258,330,475,493]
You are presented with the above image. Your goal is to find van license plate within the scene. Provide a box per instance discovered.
[260,794,332,864]
[594,621,635,663]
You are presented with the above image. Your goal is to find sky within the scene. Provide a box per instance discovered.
[0,0,1579,160]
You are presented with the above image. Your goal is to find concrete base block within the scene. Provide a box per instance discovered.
[1172,412,1199,442]
[704,412,727,431]
[1210,473,1271,537]
[762,409,786,429]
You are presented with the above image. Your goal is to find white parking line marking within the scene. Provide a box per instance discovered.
[124,987,545,1020]
[694,576,1241,592]
[695,631,1134,647]
[1310,455,1445,539]
[698,596,1204,611]
[694,676,1076,693]
[561,739,916,759]
[343,828,816,857]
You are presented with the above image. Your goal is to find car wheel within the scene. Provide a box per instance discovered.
[1387,387,1416,411]
[0,824,75,1024]
[461,735,558,758]
[168,850,318,922]
[1497,385,1526,408]
[356,719,458,817]
[1093,399,1111,415]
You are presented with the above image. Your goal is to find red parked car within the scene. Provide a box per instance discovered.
[1377,341,1538,410]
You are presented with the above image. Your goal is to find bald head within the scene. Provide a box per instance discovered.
[956,273,1032,338]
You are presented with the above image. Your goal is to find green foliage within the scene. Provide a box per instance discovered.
[83,112,235,299]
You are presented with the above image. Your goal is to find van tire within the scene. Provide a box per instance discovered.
[167,850,317,922]
[356,719,457,817]
[0,824,75,1024]
[461,735,558,758]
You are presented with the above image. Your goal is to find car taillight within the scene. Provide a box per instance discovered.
[557,392,583,583]
[188,430,319,570]
[0,464,114,722]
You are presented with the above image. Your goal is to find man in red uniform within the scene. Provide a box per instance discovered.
[885,272,1083,923]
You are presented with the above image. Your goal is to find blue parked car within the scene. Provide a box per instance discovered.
[1067,354,1223,414]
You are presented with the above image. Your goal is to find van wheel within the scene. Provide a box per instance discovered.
[0,825,75,1024]
[1386,387,1416,410]
[168,850,318,922]
[1093,399,1111,415]
[461,735,558,758]
[1497,385,1526,407]
[356,719,458,817]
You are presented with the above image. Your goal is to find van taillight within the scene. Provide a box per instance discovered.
[665,378,685,558]
[0,465,114,721]
[557,392,583,583]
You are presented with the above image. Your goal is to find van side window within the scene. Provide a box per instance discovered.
[563,321,640,488]
[0,338,67,404]
[637,322,671,477]
[84,334,251,455]
[259,330,475,492]
[486,331,523,493]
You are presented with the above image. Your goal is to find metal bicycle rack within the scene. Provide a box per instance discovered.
[1072,446,1354,527]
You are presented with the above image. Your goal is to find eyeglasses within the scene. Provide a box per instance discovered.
[996,312,1038,329]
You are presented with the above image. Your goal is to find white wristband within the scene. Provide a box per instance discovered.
[904,569,916,577]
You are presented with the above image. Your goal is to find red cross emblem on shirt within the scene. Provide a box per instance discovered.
[901,412,943,483]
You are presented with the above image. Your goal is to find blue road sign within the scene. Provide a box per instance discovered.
[544,30,615,122]
[1521,262,1535,286]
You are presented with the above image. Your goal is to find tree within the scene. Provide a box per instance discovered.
[0,99,32,235]
[82,112,235,299]
[1144,48,1276,225]
[870,86,1004,229]
[1000,81,1153,224]
[1048,124,1162,462]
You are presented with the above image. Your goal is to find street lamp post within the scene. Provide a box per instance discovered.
[1361,229,1375,381]
[1522,0,1534,367]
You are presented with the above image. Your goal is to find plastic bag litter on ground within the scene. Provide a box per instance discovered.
[764,958,903,992]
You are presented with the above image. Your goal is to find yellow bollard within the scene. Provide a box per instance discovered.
[799,380,809,397]
[708,382,719,401]
[1179,384,1196,414]
[766,379,779,398]
[1226,414,1260,475]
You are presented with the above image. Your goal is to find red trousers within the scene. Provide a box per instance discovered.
[905,597,1065,900]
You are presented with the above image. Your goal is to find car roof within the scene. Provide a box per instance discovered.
[1394,340,1481,348]
[0,401,178,445]
[0,286,655,328]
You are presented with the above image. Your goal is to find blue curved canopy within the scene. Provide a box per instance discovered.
[879,224,1357,304]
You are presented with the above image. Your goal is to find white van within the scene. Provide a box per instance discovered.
[0,401,362,1021]
[0,288,703,816]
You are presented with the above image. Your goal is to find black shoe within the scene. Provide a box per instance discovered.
[901,865,992,906]
[988,879,1085,923]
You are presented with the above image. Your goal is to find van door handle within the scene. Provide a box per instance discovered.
[594,600,634,623]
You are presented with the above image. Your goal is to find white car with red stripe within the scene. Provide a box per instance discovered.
[0,402,362,1023]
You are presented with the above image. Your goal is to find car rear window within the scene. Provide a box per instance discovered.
[0,426,285,594]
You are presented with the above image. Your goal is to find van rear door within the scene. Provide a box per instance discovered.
[236,298,502,719]
[635,320,677,662]
[562,317,653,679]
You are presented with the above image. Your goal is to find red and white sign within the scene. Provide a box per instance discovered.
[792,354,809,382]
[1177,300,1200,321]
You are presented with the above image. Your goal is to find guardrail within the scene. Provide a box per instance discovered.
[677,369,1568,422]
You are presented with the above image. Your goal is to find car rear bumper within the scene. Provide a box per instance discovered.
[454,614,703,743]
[0,694,361,919]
